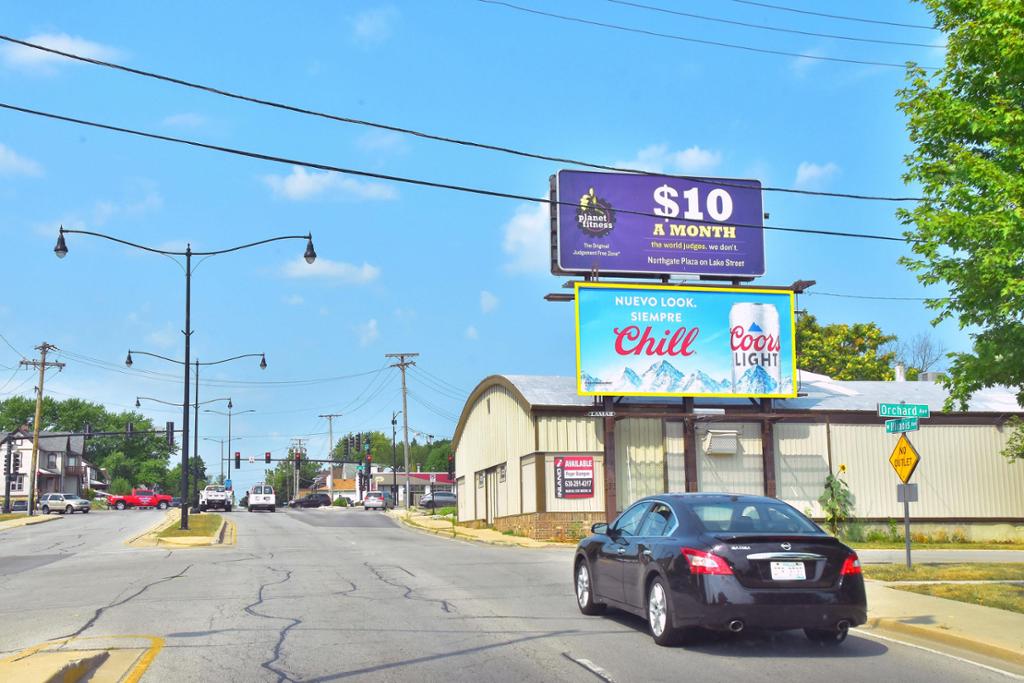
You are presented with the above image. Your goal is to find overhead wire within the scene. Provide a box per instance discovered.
[725,0,939,31]
[412,365,469,395]
[475,0,939,70]
[408,368,467,401]
[806,290,931,301]
[0,332,25,359]
[407,389,460,423]
[0,34,924,203]
[0,102,916,244]
[607,0,943,48]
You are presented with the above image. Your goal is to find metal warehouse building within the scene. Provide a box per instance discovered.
[451,372,1024,541]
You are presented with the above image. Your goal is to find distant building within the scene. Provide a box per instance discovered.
[452,373,1024,541]
[1,427,106,503]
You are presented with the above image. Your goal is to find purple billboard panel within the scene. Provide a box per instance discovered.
[554,170,765,278]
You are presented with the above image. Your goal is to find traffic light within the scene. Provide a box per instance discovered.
[355,433,362,454]
[125,421,134,436]
[166,422,175,447]
[364,433,371,453]
[448,454,455,478]
[13,451,22,472]
[294,451,301,470]
[343,439,350,459]
[265,451,271,464]
[235,452,241,469]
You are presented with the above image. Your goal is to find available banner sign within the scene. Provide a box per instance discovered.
[575,282,797,398]
[553,170,765,278]
[554,456,595,499]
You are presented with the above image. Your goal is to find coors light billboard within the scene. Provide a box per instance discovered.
[575,283,797,398]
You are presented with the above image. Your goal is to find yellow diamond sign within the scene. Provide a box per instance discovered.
[889,433,921,484]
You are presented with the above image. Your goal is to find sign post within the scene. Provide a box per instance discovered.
[888,434,922,568]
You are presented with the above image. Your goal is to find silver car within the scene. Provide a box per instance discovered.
[363,491,393,511]
[39,493,91,514]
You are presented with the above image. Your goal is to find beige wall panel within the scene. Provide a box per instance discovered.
[497,464,510,518]
[543,454,605,512]
[537,416,604,452]
[834,424,1023,519]
[775,423,831,516]
[455,385,532,520]
[474,471,486,520]
[521,456,537,514]
[665,421,687,493]
[696,422,763,495]
[615,419,665,510]
[457,477,468,520]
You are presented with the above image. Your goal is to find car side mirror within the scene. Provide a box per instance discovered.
[591,523,609,535]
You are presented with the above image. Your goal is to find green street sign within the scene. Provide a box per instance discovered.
[885,417,919,434]
[878,403,931,419]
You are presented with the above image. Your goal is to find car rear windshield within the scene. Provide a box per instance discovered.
[686,499,822,535]
[207,486,225,492]
[367,493,382,498]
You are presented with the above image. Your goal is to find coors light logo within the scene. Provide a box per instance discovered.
[730,302,782,393]
[576,187,615,237]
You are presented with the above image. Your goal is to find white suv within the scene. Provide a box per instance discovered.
[247,483,276,512]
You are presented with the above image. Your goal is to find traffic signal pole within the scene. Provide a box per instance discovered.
[20,342,65,516]
[386,353,418,507]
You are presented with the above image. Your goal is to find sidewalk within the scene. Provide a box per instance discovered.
[393,509,1024,669]
[0,514,62,532]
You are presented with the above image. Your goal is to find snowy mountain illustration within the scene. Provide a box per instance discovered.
[618,367,642,390]
[581,372,603,392]
[732,365,779,394]
[585,360,730,394]
[640,360,684,393]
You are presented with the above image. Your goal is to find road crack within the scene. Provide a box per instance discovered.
[364,562,455,613]
[243,567,302,683]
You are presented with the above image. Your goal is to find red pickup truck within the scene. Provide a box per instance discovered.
[107,489,172,510]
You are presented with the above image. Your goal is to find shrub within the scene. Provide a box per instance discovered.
[109,478,131,495]
[842,521,866,543]
[82,487,96,500]
[818,465,855,536]
[434,506,456,517]
[887,518,900,541]
[332,497,349,507]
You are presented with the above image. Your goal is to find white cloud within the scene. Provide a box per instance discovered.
[465,325,479,340]
[480,290,499,314]
[263,166,398,201]
[283,256,380,284]
[794,161,840,189]
[1,33,119,74]
[283,294,304,306]
[790,49,825,77]
[352,7,399,45]
[0,143,43,177]
[162,113,206,128]
[356,130,407,153]
[145,323,177,349]
[501,202,549,275]
[615,144,722,174]
[358,319,380,346]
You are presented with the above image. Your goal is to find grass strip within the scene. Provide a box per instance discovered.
[0,513,27,522]
[157,513,222,538]
[863,562,1024,582]
[892,583,1024,614]
[852,541,1024,551]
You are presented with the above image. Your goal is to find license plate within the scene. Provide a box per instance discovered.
[770,561,806,581]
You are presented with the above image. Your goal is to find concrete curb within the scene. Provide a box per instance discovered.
[865,617,1024,668]
[0,514,62,532]
[125,509,180,546]
[153,517,231,547]
[393,513,574,549]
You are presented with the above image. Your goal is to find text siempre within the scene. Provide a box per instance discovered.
[612,295,699,357]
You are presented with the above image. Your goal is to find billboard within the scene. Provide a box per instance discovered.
[575,283,796,398]
[554,456,595,499]
[553,170,765,278]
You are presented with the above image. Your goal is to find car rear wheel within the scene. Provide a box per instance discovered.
[648,577,682,646]
[65,505,74,514]
[575,561,606,615]
[804,624,849,645]
[158,501,168,510]
[270,506,275,512]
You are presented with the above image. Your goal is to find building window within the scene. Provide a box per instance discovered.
[67,456,77,466]
[498,465,506,482]
[47,454,58,470]
[11,475,24,492]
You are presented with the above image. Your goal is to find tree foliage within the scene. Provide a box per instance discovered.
[897,0,1024,428]
[797,314,897,380]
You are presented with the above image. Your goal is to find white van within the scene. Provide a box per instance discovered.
[248,483,276,512]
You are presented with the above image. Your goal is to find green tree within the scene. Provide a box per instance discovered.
[425,441,452,472]
[797,314,897,380]
[897,0,1024,461]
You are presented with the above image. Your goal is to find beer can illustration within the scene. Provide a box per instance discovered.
[730,303,782,393]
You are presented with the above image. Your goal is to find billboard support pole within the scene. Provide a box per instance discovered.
[683,398,698,492]
[760,398,777,498]
[602,396,617,522]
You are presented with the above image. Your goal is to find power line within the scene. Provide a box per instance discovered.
[806,290,931,302]
[0,332,24,359]
[476,0,939,70]
[726,0,939,31]
[0,102,916,244]
[608,0,942,48]
[0,33,922,203]
[412,366,468,395]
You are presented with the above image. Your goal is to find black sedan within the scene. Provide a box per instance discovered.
[573,493,866,646]
[289,493,332,508]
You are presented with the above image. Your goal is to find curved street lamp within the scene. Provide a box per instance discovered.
[56,226,315,529]
[204,407,255,480]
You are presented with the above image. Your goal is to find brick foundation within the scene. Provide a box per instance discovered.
[492,512,606,542]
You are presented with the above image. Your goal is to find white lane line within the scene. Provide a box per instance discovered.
[562,652,615,682]
[855,631,1024,680]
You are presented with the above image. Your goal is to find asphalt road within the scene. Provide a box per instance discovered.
[0,508,1016,682]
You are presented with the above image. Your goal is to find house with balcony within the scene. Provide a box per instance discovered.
[1,427,105,501]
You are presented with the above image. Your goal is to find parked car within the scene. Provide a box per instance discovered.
[419,491,457,510]
[199,485,232,512]
[289,493,331,508]
[10,500,28,512]
[363,491,393,511]
[247,483,276,512]
[170,497,182,508]
[39,493,91,514]
[573,493,866,646]
[107,489,173,510]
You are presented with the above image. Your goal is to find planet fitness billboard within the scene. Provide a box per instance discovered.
[553,170,765,278]
[575,283,797,398]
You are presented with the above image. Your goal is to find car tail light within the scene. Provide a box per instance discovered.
[841,553,862,575]
[682,547,733,575]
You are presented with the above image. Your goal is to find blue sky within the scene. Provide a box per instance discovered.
[0,1,952,493]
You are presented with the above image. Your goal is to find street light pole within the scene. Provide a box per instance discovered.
[392,411,400,500]
[181,246,192,527]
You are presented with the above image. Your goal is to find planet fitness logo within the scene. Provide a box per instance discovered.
[576,187,615,237]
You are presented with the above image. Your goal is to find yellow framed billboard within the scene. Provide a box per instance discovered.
[574,282,797,398]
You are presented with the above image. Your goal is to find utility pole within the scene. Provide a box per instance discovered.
[319,413,343,500]
[385,353,418,507]
[20,342,64,516]
[290,438,307,500]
